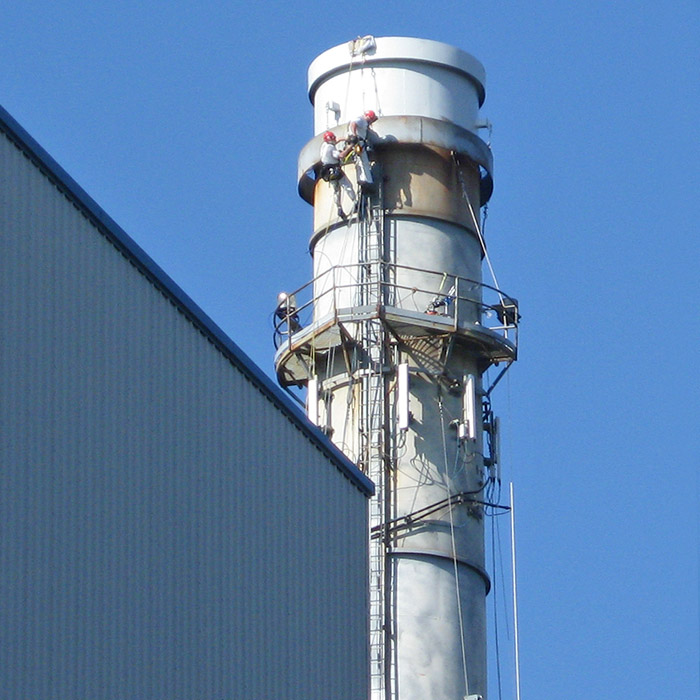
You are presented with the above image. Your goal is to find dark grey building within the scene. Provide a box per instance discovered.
[0,106,372,700]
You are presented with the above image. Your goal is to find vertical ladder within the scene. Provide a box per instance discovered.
[358,185,390,700]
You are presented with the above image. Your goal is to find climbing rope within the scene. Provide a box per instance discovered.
[370,66,382,117]
[344,36,380,122]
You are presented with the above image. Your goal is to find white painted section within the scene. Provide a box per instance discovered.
[309,37,486,134]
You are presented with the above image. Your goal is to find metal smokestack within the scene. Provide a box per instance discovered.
[274,36,518,700]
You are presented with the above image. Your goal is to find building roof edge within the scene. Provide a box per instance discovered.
[0,103,374,498]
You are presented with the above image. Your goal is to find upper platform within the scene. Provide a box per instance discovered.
[273,262,518,387]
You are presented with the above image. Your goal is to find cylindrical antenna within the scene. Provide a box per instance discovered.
[510,481,522,700]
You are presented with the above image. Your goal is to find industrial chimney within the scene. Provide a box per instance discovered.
[274,36,518,700]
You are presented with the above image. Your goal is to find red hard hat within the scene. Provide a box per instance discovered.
[323,131,337,142]
[364,110,377,122]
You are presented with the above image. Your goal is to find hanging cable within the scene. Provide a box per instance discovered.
[360,61,367,112]
[344,36,376,120]
[438,393,470,698]
[452,152,504,305]
[494,513,511,640]
[342,47,357,121]
[371,67,382,116]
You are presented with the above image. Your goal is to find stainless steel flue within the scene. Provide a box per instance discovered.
[275,36,518,700]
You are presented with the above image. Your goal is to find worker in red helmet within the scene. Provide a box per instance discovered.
[319,131,356,219]
[347,109,379,188]
[349,110,378,138]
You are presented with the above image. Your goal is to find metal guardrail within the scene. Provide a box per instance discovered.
[273,263,519,351]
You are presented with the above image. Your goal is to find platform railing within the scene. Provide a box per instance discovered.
[273,263,519,351]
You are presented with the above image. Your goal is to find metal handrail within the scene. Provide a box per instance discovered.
[273,263,519,350]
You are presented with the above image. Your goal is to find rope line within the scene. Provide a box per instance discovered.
[438,394,470,698]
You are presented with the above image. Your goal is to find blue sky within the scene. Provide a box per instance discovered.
[2,2,698,697]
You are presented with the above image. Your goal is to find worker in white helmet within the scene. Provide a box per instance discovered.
[319,130,356,218]
[346,109,378,187]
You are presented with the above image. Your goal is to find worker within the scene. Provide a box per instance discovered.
[426,285,456,315]
[346,109,378,188]
[319,131,356,218]
[274,291,301,337]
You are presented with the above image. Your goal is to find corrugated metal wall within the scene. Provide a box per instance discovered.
[0,129,369,700]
